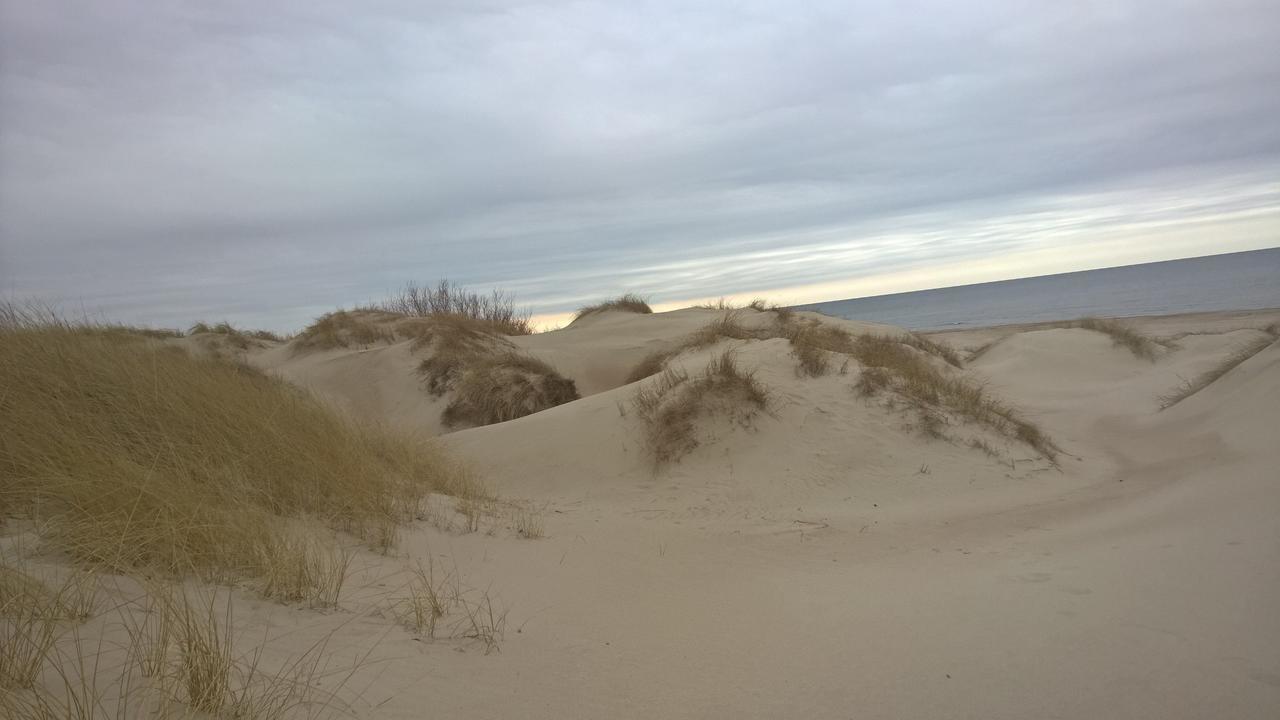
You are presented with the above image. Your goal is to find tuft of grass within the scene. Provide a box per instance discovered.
[257,532,353,609]
[631,351,770,466]
[898,333,963,368]
[1060,317,1161,360]
[509,503,545,539]
[381,279,533,336]
[387,558,508,653]
[850,334,1058,460]
[292,309,399,352]
[573,294,653,321]
[625,311,777,383]
[189,322,285,348]
[409,314,578,428]
[442,352,579,429]
[1159,336,1276,409]
[414,314,516,397]
[0,307,481,592]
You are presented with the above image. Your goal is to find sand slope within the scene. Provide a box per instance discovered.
[166,308,1280,718]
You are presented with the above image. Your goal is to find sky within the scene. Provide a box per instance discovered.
[1,0,1278,332]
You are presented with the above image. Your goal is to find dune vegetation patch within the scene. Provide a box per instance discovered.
[1159,335,1276,409]
[625,310,780,383]
[293,309,402,352]
[442,352,580,429]
[573,293,653,321]
[1057,317,1164,361]
[412,314,580,429]
[0,307,482,591]
[631,351,771,466]
[769,316,1056,460]
[849,334,1058,460]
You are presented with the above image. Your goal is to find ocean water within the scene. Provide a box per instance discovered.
[798,247,1280,331]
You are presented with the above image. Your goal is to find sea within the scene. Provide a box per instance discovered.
[797,247,1280,331]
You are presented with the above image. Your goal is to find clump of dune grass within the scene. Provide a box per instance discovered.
[189,321,285,348]
[0,307,481,594]
[897,333,963,368]
[850,334,1058,459]
[573,294,653,321]
[292,309,400,352]
[625,311,778,383]
[413,314,517,396]
[386,558,508,653]
[1159,335,1276,409]
[442,352,579,429]
[408,314,579,428]
[1059,317,1162,360]
[631,351,770,466]
[382,279,533,336]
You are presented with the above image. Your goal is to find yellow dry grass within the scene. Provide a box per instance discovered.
[631,351,770,466]
[573,294,653,321]
[0,307,482,594]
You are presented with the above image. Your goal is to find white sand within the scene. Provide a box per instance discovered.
[24,307,1280,718]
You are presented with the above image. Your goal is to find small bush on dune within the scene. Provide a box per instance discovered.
[0,308,480,588]
[631,351,770,466]
[442,352,580,429]
[574,294,653,321]
[414,315,516,396]
[1159,335,1276,409]
[383,279,532,336]
[292,309,400,352]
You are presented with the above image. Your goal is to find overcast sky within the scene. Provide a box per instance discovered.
[2,0,1278,331]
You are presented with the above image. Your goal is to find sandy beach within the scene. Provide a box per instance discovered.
[4,304,1279,719]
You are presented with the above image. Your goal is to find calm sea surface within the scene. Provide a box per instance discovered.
[798,247,1280,331]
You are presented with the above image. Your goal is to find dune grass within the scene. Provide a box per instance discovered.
[631,351,770,466]
[574,294,653,321]
[410,315,580,428]
[414,314,516,396]
[625,311,779,383]
[850,334,1058,459]
[441,352,580,428]
[292,309,400,352]
[381,279,533,336]
[0,307,481,593]
[1060,317,1161,360]
[189,322,285,347]
[1159,336,1276,409]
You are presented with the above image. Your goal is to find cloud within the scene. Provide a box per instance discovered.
[2,0,1278,331]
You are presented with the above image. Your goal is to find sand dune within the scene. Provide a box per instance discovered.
[5,306,1279,718]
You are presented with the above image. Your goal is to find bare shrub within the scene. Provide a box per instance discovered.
[574,294,653,321]
[382,279,532,335]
